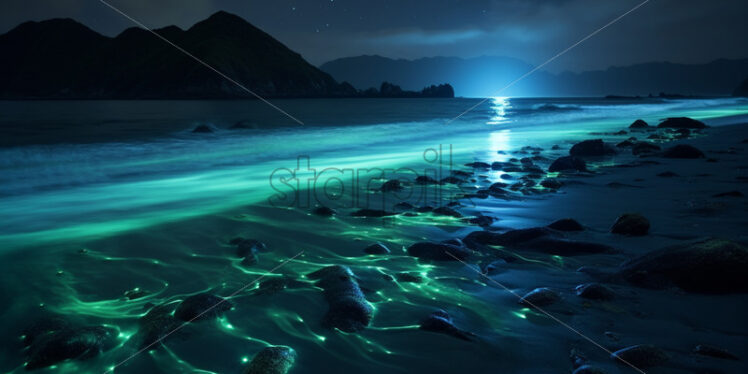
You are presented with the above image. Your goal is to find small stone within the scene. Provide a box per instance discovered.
[548,218,584,231]
[611,213,650,236]
[549,156,587,172]
[693,344,739,360]
[312,206,336,217]
[519,287,560,307]
[575,283,615,300]
[363,243,390,255]
[174,293,232,322]
[611,344,668,368]
[244,346,296,374]
[629,119,650,129]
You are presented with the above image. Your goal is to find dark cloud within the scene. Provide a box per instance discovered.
[1,0,746,71]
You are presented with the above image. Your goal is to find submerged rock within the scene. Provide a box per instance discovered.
[25,325,118,370]
[611,344,669,368]
[174,293,232,322]
[312,206,336,217]
[256,276,306,295]
[611,213,650,236]
[548,218,584,232]
[631,142,661,155]
[575,283,616,300]
[569,139,616,157]
[407,241,471,261]
[629,119,650,129]
[380,179,404,192]
[363,242,390,255]
[307,266,373,332]
[549,156,587,172]
[465,161,491,169]
[415,175,441,185]
[236,239,268,257]
[620,239,748,293]
[692,344,739,360]
[134,303,179,348]
[519,287,560,307]
[468,214,495,227]
[657,117,707,129]
[662,144,705,158]
[244,346,297,374]
[464,227,613,255]
[419,310,476,341]
[540,178,563,189]
[440,176,465,184]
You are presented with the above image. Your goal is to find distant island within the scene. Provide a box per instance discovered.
[0,11,452,99]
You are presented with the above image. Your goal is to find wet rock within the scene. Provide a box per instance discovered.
[468,214,495,227]
[519,287,560,307]
[22,317,71,347]
[611,344,668,368]
[611,213,650,236]
[307,266,373,332]
[631,142,661,155]
[629,119,650,129]
[616,140,635,148]
[549,156,587,172]
[432,206,462,218]
[380,179,404,192]
[192,124,214,133]
[351,209,396,217]
[134,303,179,348]
[124,288,149,300]
[620,239,748,293]
[312,206,336,217]
[465,161,491,169]
[662,144,705,158]
[440,176,464,184]
[548,218,584,231]
[657,117,707,129]
[464,227,613,255]
[363,243,390,255]
[407,241,471,261]
[256,276,306,295]
[540,178,563,189]
[573,365,607,374]
[523,165,545,174]
[419,310,476,341]
[451,170,472,178]
[25,325,118,369]
[551,144,562,150]
[236,239,268,257]
[415,206,434,213]
[712,190,744,198]
[656,171,679,177]
[415,175,441,185]
[393,202,415,211]
[174,293,232,322]
[693,344,739,360]
[575,283,615,300]
[673,128,691,138]
[244,346,296,374]
[570,139,617,157]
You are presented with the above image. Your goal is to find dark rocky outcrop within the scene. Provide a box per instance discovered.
[547,218,584,232]
[575,283,615,300]
[662,144,706,158]
[419,310,476,341]
[611,213,650,236]
[307,266,373,332]
[175,293,232,321]
[244,346,297,374]
[464,227,614,255]
[407,241,471,261]
[519,287,560,307]
[620,239,748,293]
[657,117,707,129]
[24,325,118,369]
[380,179,404,192]
[549,156,587,172]
[133,302,180,348]
[629,119,650,129]
[631,142,661,155]
[415,175,441,185]
[312,206,336,217]
[611,345,668,368]
[569,139,616,157]
[363,242,391,255]
[432,206,462,218]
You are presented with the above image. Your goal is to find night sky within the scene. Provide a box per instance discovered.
[1,0,747,71]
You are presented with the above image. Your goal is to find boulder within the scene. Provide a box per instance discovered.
[611,345,668,368]
[465,162,491,169]
[657,117,707,129]
[134,303,179,348]
[432,206,462,218]
[547,218,584,231]
[363,243,390,255]
[407,241,471,261]
[380,179,403,192]
[244,346,296,374]
[519,287,560,307]
[611,213,650,236]
[575,283,615,300]
[662,144,705,158]
[629,119,650,129]
[620,239,748,293]
[549,156,587,172]
[631,142,661,155]
[175,293,232,322]
[419,310,476,341]
[569,139,616,157]
[415,175,441,185]
[440,176,464,184]
[307,266,373,332]
[25,325,118,369]
[312,206,336,217]
[464,227,613,255]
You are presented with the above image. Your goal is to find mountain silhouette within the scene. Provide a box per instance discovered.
[0,11,352,99]
[321,55,748,97]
